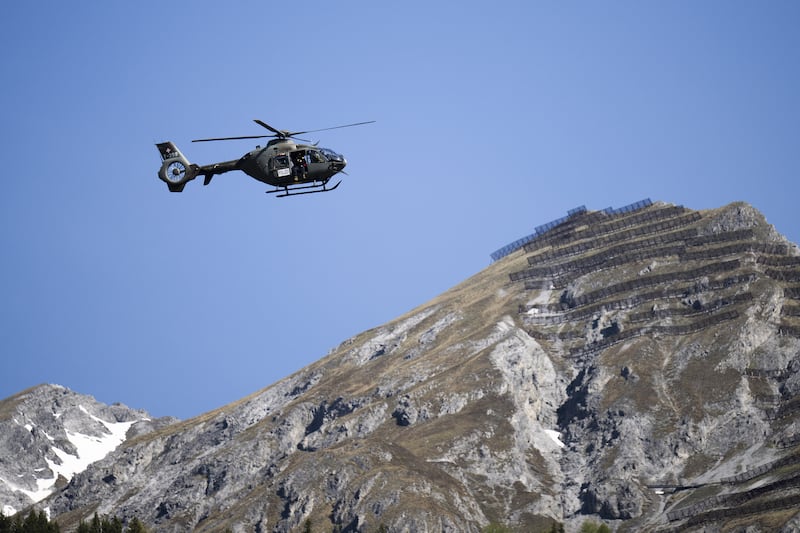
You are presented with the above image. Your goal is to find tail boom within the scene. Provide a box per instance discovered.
[157,142,242,192]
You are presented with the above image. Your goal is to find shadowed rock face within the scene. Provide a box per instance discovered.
[7,201,800,532]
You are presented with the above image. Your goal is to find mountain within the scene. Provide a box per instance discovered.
[0,384,175,517]
[4,200,800,532]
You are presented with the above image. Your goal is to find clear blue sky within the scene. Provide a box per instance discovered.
[1,2,798,419]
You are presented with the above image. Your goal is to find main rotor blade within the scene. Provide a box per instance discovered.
[253,119,286,136]
[291,121,376,136]
[252,119,311,142]
[193,120,376,143]
[192,134,271,143]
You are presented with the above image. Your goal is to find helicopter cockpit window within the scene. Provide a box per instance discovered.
[320,148,343,162]
[308,150,326,163]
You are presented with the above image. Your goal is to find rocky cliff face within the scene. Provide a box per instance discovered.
[6,201,800,532]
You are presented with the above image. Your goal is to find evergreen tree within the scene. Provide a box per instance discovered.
[104,516,123,533]
[89,513,102,533]
[579,520,611,533]
[23,510,45,533]
[12,514,25,533]
[125,517,148,533]
[0,510,60,533]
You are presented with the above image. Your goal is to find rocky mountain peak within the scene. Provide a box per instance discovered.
[0,384,174,517]
[4,200,800,532]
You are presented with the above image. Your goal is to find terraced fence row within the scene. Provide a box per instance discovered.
[542,259,742,309]
[782,304,800,317]
[523,211,702,264]
[489,199,653,261]
[775,432,800,449]
[526,307,741,358]
[765,268,800,282]
[523,204,687,253]
[514,226,789,284]
[563,309,741,358]
[779,324,800,338]
[514,241,786,289]
[718,451,800,484]
[666,471,800,523]
[521,274,756,324]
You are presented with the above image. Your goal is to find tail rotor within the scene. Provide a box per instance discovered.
[156,142,198,192]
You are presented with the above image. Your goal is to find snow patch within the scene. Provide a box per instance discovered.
[0,473,53,504]
[48,410,136,482]
[4,409,138,504]
[2,505,17,517]
[545,429,565,448]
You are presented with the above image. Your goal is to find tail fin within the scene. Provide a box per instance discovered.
[156,142,199,192]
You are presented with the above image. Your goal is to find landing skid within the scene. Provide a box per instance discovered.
[266,180,341,198]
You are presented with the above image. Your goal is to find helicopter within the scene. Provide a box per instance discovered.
[156,119,374,197]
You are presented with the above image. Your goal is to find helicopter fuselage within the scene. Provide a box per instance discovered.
[236,138,346,188]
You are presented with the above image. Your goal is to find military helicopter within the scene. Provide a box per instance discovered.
[156,119,374,196]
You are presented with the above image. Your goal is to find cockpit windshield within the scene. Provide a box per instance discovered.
[308,150,326,163]
[320,148,343,162]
